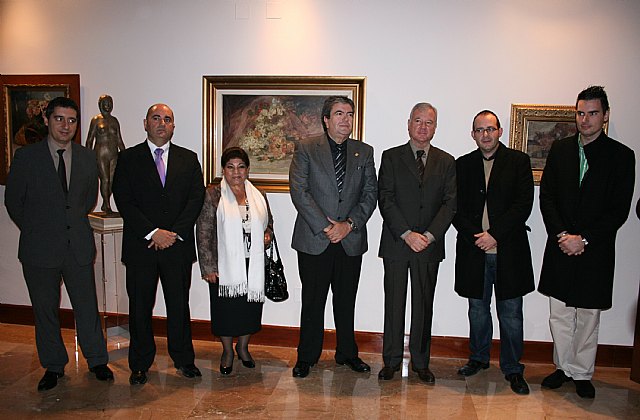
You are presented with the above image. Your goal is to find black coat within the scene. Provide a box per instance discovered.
[112,141,205,265]
[538,133,635,309]
[453,143,535,300]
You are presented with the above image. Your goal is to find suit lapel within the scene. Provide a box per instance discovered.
[165,144,182,189]
[38,138,66,196]
[486,143,504,190]
[400,143,421,182]
[316,135,338,193]
[138,141,164,188]
[344,139,360,191]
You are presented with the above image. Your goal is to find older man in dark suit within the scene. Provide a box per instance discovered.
[5,97,113,391]
[113,103,204,385]
[538,86,635,399]
[377,102,456,384]
[289,96,377,378]
[453,110,534,395]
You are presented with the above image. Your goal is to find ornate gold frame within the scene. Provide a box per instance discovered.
[202,75,366,192]
[0,74,81,184]
[509,103,576,184]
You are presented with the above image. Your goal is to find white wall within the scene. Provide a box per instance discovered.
[1,0,639,345]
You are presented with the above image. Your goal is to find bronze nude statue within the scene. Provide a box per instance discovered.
[86,94,126,215]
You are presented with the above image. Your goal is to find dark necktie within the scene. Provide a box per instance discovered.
[57,149,68,195]
[334,142,346,193]
[416,150,425,180]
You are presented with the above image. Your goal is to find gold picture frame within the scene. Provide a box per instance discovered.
[1,74,81,184]
[509,104,574,184]
[202,75,366,192]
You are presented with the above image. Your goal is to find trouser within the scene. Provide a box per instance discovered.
[549,296,601,380]
[23,258,108,373]
[382,257,439,369]
[296,243,362,364]
[468,254,524,375]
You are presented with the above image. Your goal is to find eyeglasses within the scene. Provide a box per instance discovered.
[52,115,78,124]
[473,127,498,135]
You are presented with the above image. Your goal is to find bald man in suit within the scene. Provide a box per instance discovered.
[113,103,204,385]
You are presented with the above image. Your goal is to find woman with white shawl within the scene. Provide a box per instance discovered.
[196,147,273,375]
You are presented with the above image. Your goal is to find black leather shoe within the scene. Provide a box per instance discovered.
[90,364,114,381]
[411,364,435,384]
[541,369,572,389]
[457,360,490,377]
[178,364,202,378]
[129,370,147,385]
[220,363,233,375]
[235,344,255,368]
[292,361,311,378]
[240,359,255,368]
[574,380,595,399]
[337,357,371,373]
[378,365,401,380]
[37,371,64,391]
[506,373,530,395]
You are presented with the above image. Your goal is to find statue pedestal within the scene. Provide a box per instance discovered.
[89,212,128,349]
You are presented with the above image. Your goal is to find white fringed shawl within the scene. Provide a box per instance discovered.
[216,178,268,302]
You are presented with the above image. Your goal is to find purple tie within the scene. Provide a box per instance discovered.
[154,148,166,186]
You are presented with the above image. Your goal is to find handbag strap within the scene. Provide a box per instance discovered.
[269,232,281,261]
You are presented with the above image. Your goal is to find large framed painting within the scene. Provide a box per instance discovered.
[509,103,595,184]
[0,74,81,184]
[202,75,366,192]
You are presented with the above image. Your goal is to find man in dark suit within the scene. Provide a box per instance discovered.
[289,96,377,378]
[453,110,534,395]
[538,86,635,399]
[5,97,113,391]
[377,102,456,384]
[112,103,205,385]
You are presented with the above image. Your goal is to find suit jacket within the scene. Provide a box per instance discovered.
[112,141,205,265]
[378,142,456,262]
[289,134,377,256]
[5,139,98,268]
[538,132,635,309]
[453,143,534,300]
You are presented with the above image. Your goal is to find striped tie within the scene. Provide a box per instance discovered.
[335,143,346,193]
[416,150,425,180]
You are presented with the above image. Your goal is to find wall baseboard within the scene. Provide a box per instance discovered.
[0,303,631,368]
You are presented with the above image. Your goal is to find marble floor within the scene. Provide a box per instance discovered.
[1,323,639,419]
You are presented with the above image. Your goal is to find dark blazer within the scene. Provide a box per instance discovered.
[289,134,377,256]
[378,142,456,262]
[453,143,534,300]
[112,141,205,265]
[5,139,98,267]
[538,132,635,309]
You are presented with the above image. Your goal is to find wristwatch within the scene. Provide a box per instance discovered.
[347,218,358,232]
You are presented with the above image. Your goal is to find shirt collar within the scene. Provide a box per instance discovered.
[147,139,170,154]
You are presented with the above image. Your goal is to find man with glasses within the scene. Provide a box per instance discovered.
[5,97,113,391]
[377,102,456,384]
[538,86,635,398]
[453,110,534,395]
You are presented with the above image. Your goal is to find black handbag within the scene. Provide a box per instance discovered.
[265,233,289,302]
